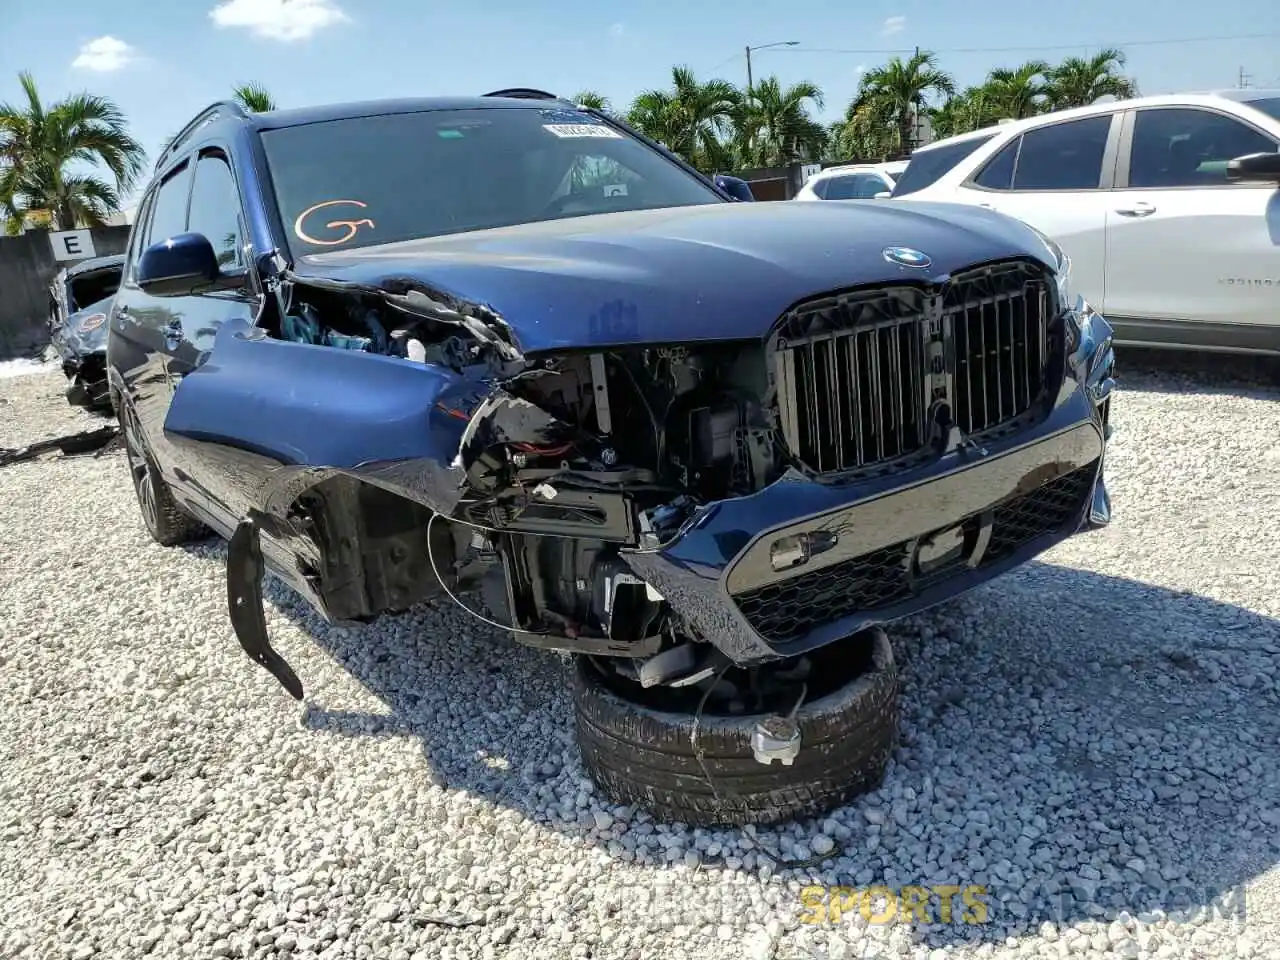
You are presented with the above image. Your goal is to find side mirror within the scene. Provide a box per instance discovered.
[1226,151,1280,184]
[137,232,236,297]
[714,174,756,202]
[873,191,892,200]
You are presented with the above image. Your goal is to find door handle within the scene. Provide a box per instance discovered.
[1115,202,1156,217]
[164,319,183,351]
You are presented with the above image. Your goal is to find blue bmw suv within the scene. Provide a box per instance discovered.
[106,88,1115,825]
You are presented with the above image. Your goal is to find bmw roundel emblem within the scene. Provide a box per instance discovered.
[883,246,932,269]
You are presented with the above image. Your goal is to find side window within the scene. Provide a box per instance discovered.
[891,134,997,196]
[809,177,828,199]
[123,189,157,283]
[187,153,244,268]
[144,162,192,248]
[974,138,1020,190]
[1011,116,1113,191]
[1128,108,1279,188]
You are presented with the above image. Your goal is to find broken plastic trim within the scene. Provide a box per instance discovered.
[227,517,304,700]
[0,424,119,468]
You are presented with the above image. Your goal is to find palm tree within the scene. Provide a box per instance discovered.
[982,61,1049,120]
[232,83,277,113]
[853,52,956,154]
[929,86,999,139]
[572,90,612,113]
[0,70,144,234]
[827,99,898,161]
[627,66,739,171]
[1046,49,1138,109]
[733,76,826,167]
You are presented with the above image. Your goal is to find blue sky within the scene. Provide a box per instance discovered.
[2,0,1278,206]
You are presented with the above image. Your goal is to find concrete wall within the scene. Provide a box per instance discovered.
[0,226,132,356]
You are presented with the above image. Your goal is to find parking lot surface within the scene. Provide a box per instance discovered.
[1,354,1278,960]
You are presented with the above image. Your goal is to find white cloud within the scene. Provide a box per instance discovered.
[209,0,349,42]
[881,15,906,37]
[609,22,625,37]
[71,36,138,72]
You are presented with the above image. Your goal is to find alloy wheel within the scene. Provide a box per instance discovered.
[121,406,159,533]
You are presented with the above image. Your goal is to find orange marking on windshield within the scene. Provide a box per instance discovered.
[294,199,376,246]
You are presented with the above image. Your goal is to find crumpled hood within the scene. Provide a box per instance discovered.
[292,200,1058,354]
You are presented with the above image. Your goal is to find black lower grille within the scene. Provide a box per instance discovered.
[947,261,1052,435]
[732,460,1098,645]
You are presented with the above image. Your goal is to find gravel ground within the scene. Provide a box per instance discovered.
[1,352,1279,960]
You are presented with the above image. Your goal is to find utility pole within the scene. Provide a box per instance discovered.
[744,41,799,96]
[912,45,921,153]
[1238,66,1252,88]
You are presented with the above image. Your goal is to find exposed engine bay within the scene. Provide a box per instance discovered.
[266,279,787,680]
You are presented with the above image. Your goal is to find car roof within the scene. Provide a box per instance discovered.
[914,89,1280,156]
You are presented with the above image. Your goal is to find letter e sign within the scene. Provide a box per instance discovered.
[49,230,97,262]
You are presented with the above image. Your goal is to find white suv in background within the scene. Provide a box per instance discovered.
[890,90,1280,357]
[794,161,908,201]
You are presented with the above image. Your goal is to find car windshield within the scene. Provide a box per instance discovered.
[260,107,725,255]
[1243,96,1280,123]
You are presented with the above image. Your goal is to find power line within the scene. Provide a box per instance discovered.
[770,31,1280,57]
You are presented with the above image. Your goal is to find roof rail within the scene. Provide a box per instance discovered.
[154,99,250,172]
[481,88,568,102]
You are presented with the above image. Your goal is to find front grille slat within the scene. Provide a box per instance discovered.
[774,259,1054,477]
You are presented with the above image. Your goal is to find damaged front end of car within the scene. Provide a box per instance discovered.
[162,242,1114,705]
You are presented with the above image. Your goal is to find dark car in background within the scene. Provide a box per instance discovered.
[105,89,1115,826]
[48,254,125,410]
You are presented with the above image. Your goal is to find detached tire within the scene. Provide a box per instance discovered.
[572,628,898,827]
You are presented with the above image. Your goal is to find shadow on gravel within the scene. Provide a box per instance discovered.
[1113,346,1278,400]
[180,520,1280,951]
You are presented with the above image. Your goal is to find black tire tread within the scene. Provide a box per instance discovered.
[572,629,899,826]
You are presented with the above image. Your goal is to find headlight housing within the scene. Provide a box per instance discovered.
[1023,223,1074,313]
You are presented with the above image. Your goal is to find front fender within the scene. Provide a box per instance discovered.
[163,319,494,516]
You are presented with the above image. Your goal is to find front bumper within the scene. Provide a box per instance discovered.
[62,351,110,409]
[624,302,1116,666]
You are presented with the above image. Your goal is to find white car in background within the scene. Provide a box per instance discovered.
[889,89,1280,357]
[794,161,908,201]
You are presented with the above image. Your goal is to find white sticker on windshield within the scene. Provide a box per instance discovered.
[543,123,623,139]
[602,183,628,197]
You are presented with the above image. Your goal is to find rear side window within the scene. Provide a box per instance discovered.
[1009,116,1112,190]
[974,139,1019,189]
[891,134,996,196]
